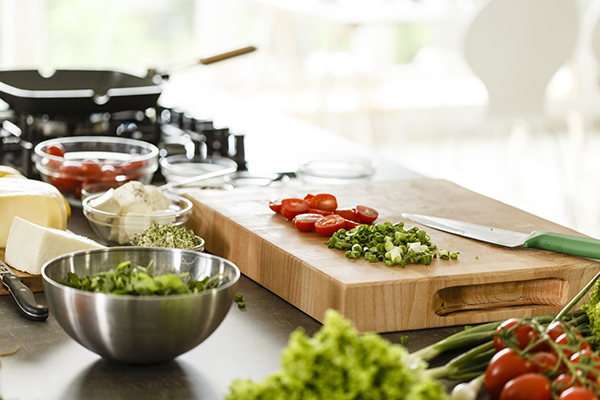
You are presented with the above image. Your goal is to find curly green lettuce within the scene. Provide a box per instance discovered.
[226,310,450,400]
[581,279,600,346]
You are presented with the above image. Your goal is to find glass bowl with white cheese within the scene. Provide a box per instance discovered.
[34,136,159,205]
[82,181,193,246]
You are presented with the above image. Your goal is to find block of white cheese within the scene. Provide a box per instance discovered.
[0,179,68,247]
[112,181,171,214]
[5,217,104,275]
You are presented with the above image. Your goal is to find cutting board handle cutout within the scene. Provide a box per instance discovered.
[433,278,569,316]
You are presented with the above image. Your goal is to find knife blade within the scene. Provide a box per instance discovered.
[402,213,600,260]
[0,260,48,321]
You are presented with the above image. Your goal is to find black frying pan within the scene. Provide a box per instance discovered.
[0,46,256,116]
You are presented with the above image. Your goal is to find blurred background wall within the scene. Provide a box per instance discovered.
[2,0,600,238]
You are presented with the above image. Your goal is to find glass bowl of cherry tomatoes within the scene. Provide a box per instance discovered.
[34,136,159,205]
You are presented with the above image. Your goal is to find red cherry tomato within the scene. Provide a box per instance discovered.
[529,352,559,373]
[552,373,581,395]
[304,194,314,202]
[558,387,598,400]
[335,207,358,222]
[52,162,82,193]
[269,200,282,213]
[308,208,333,216]
[356,205,378,223]
[80,159,103,181]
[570,349,600,379]
[493,318,540,352]
[280,198,310,220]
[100,164,120,182]
[292,213,325,232]
[546,320,566,341]
[499,373,551,400]
[314,214,346,236]
[119,159,147,172]
[485,348,535,399]
[309,193,338,212]
[344,219,361,230]
[45,143,66,157]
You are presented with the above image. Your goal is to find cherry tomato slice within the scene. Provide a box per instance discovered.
[314,214,346,236]
[356,205,378,224]
[309,193,338,212]
[308,208,333,216]
[45,143,66,157]
[344,219,361,230]
[499,373,551,400]
[335,207,358,222]
[292,213,325,232]
[485,348,535,399]
[269,200,282,213]
[280,198,310,220]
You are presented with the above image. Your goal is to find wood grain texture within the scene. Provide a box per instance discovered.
[0,249,44,295]
[185,178,600,332]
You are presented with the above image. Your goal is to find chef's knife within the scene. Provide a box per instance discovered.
[402,213,600,260]
[0,260,48,321]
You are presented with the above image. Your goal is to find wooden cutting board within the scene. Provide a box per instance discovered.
[184,178,600,333]
[0,249,44,295]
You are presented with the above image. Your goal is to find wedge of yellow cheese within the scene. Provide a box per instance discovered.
[5,217,104,275]
[0,179,68,247]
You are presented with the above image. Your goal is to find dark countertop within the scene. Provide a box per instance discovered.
[0,204,467,400]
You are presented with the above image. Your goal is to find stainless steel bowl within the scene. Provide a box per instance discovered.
[42,247,240,364]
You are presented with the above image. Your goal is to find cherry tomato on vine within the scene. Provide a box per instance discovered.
[529,352,559,373]
[269,200,282,213]
[309,193,338,212]
[356,205,378,223]
[292,213,325,232]
[552,373,582,395]
[499,373,551,400]
[546,320,567,341]
[314,214,346,236]
[280,198,310,220]
[558,387,599,400]
[485,348,535,399]
[493,318,540,352]
[570,349,600,379]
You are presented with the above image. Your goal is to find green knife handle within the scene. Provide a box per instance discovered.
[524,231,600,260]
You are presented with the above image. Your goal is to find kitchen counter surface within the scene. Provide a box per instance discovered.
[0,205,466,400]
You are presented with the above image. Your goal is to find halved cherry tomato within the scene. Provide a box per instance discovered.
[304,194,314,202]
[308,208,333,216]
[280,198,310,220]
[558,387,598,400]
[356,205,378,224]
[344,219,361,230]
[499,373,551,400]
[269,200,282,213]
[292,213,325,232]
[493,318,540,352]
[314,214,346,236]
[45,143,66,158]
[335,207,359,222]
[309,193,338,212]
[485,348,535,399]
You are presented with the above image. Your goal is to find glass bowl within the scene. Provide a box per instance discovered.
[82,192,193,246]
[35,136,159,205]
[296,156,377,184]
[160,155,237,189]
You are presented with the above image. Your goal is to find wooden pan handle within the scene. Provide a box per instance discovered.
[433,278,569,316]
[199,46,257,65]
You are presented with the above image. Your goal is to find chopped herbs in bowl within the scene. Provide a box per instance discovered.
[41,247,240,364]
[60,260,224,296]
[131,222,205,251]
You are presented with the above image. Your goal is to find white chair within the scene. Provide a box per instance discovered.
[463,0,579,121]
